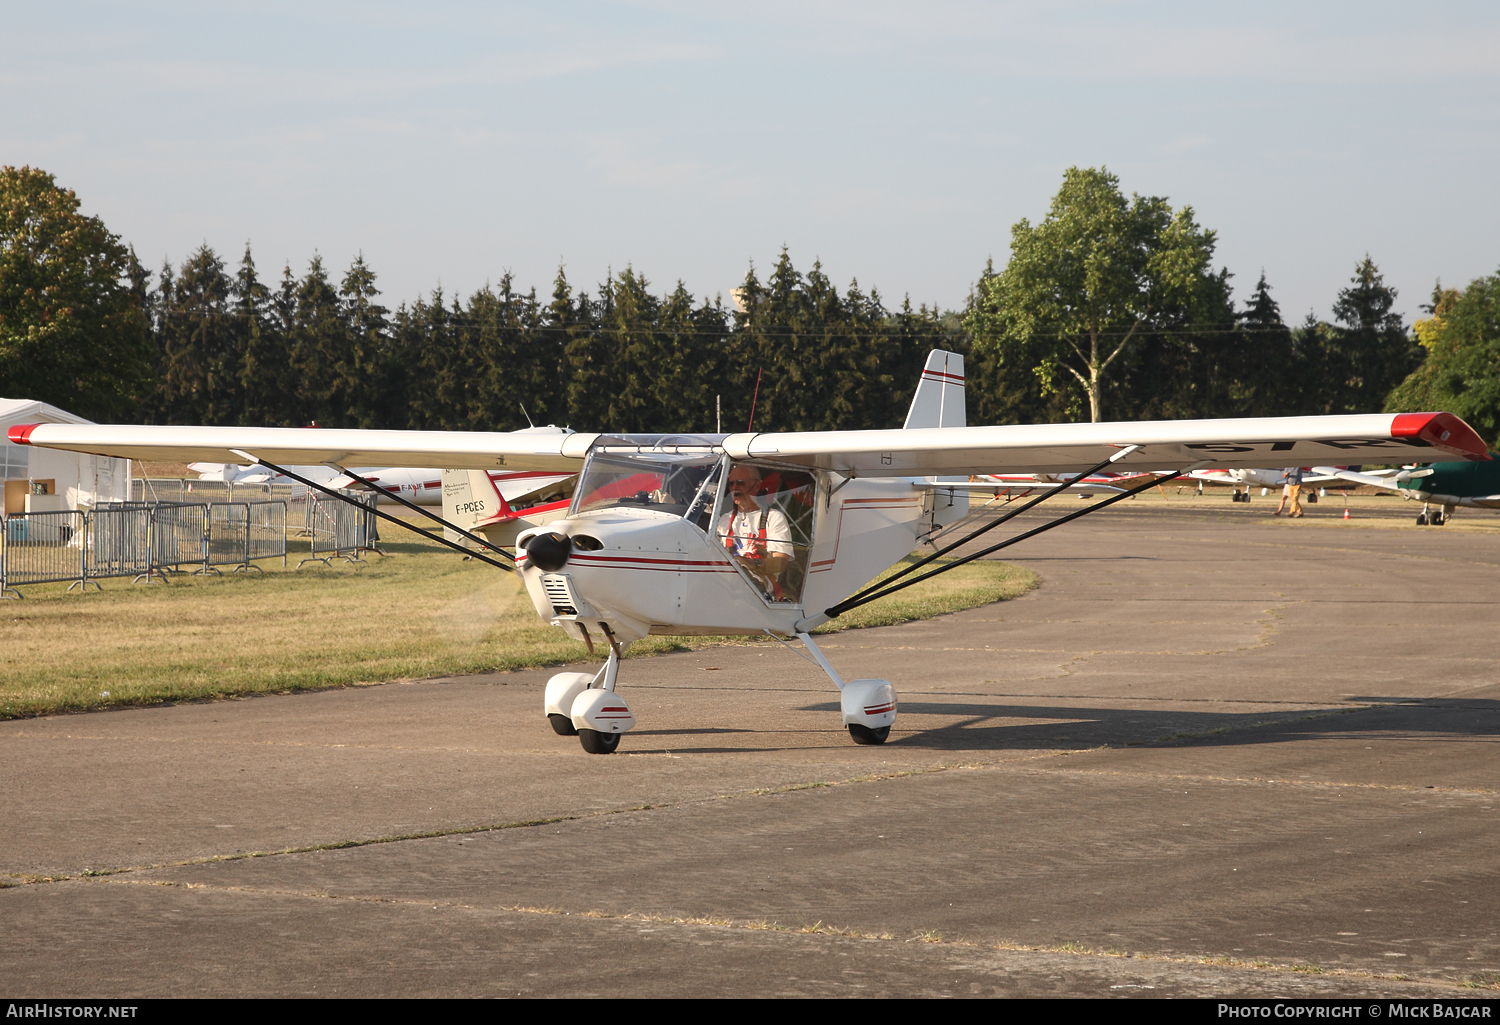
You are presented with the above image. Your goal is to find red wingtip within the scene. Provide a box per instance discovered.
[1391,413,1491,461]
[7,424,39,445]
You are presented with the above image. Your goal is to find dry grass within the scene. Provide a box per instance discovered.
[0,523,1034,718]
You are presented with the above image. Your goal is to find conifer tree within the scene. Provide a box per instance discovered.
[1328,256,1423,414]
[337,254,390,428]
[155,245,238,425]
[287,256,348,426]
[234,245,284,427]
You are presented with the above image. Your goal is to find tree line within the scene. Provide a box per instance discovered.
[4,163,1493,445]
[139,243,957,435]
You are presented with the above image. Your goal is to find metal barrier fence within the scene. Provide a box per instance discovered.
[1,511,87,596]
[300,490,380,568]
[87,506,152,582]
[249,502,289,565]
[151,503,210,576]
[1,500,292,596]
[207,502,289,572]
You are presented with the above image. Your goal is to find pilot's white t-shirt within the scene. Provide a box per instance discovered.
[718,506,793,558]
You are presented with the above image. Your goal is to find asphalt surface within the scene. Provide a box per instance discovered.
[3,496,1498,998]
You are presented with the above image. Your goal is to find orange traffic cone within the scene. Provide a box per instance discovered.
[1343,507,1351,520]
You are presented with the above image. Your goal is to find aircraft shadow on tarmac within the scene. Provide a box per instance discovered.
[628,698,1499,753]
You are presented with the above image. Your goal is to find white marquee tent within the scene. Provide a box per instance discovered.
[0,398,131,517]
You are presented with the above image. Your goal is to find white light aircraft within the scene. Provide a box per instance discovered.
[10,350,1489,753]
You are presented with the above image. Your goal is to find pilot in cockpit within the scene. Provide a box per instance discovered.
[717,463,793,599]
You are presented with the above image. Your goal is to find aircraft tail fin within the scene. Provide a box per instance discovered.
[440,469,508,545]
[905,351,968,527]
[903,350,966,429]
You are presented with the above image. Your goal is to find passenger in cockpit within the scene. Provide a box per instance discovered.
[718,463,793,599]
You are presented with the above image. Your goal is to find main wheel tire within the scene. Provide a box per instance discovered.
[578,729,621,754]
[848,723,890,745]
[548,713,578,737]
[1434,513,1446,525]
[1416,513,1429,525]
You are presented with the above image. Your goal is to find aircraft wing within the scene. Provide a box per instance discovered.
[7,424,598,473]
[1313,466,1436,490]
[721,413,1488,476]
[11,412,1486,479]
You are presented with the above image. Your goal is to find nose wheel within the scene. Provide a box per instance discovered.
[848,723,890,745]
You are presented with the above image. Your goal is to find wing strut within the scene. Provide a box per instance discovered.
[825,466,1183,619]
[828,447,1141,616]
[229,450,516,572]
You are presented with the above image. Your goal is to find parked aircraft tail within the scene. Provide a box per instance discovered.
[441,469,509,543]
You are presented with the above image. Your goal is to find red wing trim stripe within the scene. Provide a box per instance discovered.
[920,370,965,383]
[7,424,39,445]
[1391,412,1490,460]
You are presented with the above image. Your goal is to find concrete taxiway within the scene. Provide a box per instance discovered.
[3,500,1497,997]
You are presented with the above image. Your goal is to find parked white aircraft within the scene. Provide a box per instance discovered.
[191,459,445,502]
[190,433,575,513]
[1183,465,1349,502]
[10,351,1489,754]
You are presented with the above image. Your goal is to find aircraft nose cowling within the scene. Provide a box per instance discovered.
[526,531,571,571]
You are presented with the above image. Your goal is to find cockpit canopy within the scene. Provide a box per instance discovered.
[570,438,817,605]
[572,436,726,519]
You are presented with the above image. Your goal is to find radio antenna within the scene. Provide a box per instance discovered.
[747,369,762,431]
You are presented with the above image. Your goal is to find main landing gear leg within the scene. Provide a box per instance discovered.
[543,627,636,754]
[796,632,897,746]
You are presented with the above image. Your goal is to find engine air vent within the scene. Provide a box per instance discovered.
[571,534,604,551]
[541,573,580,616]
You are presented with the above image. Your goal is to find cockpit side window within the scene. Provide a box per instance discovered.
[712,459,817,605]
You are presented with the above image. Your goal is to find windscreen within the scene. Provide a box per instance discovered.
[572,449,723,518]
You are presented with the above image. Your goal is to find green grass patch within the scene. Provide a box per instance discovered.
[0,526,1035,719]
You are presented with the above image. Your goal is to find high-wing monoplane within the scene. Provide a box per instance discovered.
[10,350,1489,753]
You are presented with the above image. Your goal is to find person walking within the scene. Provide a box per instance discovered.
[1274,467,1304,517]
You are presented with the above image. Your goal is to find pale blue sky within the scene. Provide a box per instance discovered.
[5,1,1498,323]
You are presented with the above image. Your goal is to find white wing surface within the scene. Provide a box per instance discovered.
[7,424,598,472]
[11,412,1487,476]
[721,413,1488,475]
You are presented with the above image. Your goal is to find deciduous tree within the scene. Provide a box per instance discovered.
[1386,274,1500,447]
[965,167,1230,422]
[0,166,153,419]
